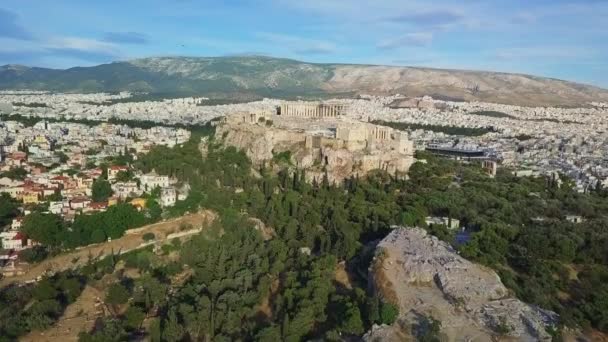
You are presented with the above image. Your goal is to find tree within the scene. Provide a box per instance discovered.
[379,302,399,325]
[124,306,145,330]
[32,279,58,301]
[90,229,106,244]
[79,318,126,342]
[55,151,69,163]
[0,193,18,226]
[115,170,133,183]
[256,325,281,342]
[416,316,442,342]
[92,179,113,202]
[19,245,49,263]
[105,283,130,306]
[0,167,27,180]
[142,232,155,241]
[20,212,64,247]
[366,296,380,324]
[341,305,365,335]
[145,198,162,222]
[162,310,184,342]
[149,318,162,342]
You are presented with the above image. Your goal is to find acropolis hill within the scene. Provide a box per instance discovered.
[215,101,415,182]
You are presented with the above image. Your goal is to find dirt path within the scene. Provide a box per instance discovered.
[1,210,216,288]
[20,285,104,342]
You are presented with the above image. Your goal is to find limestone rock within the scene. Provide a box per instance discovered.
[213,117,415,183]
[362,323,414,342]
[369,227,559,341]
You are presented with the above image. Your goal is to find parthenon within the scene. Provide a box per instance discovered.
[279,101,347,118]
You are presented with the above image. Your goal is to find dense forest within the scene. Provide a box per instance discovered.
[2,127,608,340]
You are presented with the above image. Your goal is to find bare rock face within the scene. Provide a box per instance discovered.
[369,227,558,341]
[216,122,306,164]
[362,324,414,342]
[214,120,414,183]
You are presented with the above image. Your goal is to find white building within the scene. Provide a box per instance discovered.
[112,181,142,199]
[160,187,177,207]
[140,173,170,192]
[0,231,29,251]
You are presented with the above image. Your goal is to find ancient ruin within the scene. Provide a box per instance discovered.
[279,101,347,118]
[218,101,415,182]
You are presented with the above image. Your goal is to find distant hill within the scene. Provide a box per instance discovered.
[1,56,607,106]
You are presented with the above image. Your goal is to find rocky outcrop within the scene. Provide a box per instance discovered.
[369,227,558,341]
[216,120,307,163]
[362,324,413,342]
[214,119,415,183]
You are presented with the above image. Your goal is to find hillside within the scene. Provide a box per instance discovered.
[1,56,608,106]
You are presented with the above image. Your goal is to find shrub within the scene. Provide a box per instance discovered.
[142,232,155,241]
[105,283,130,305]
[380,301,399,325]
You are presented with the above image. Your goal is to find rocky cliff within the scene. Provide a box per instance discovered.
[367,227,558,341]
[214,118,415,183]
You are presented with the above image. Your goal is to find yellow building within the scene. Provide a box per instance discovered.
[33,135,52,150]
[22,191,40,204]
[130,198,146,210]
[107,197,119,206]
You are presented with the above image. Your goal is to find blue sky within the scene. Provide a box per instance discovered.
[0,0,607,87]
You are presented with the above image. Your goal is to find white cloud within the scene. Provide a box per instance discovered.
[377,32,433,50]
[493,46,596,60]
[46,37,120,55]
[256,32,337,55]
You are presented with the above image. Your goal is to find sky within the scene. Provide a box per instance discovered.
[0,0,607,87]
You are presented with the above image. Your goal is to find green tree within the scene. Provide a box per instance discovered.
[92,179,113,202]
[124,306,145,330]
[162,310,184,342]
[342,305,365,335]
[115,170,133,182]
[379,302,399,325]
[0,193,18,226]
[0,167,27,180]
[416,316,442,342]
[20,213,64,247]
[105,283,130,306]
[55,151,69,163]
[256,325,281,341]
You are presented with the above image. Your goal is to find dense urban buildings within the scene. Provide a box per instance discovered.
[1,90,608,341]
[2,91,607,192]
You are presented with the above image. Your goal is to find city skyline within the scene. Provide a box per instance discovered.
[0,0,607,87]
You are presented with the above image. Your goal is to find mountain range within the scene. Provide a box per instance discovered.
[1,56,607,106]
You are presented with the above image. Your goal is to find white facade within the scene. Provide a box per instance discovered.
[140,173,170,192]
[160,187,177,207]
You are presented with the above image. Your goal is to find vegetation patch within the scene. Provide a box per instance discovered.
[372,120,495,136]
[467,110,515,119]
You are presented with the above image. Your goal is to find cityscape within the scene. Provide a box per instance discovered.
[1,87,608,340]
[0,0,608,341]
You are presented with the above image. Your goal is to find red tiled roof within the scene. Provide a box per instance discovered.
[89,202,107,209]
[12,232,26,240]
